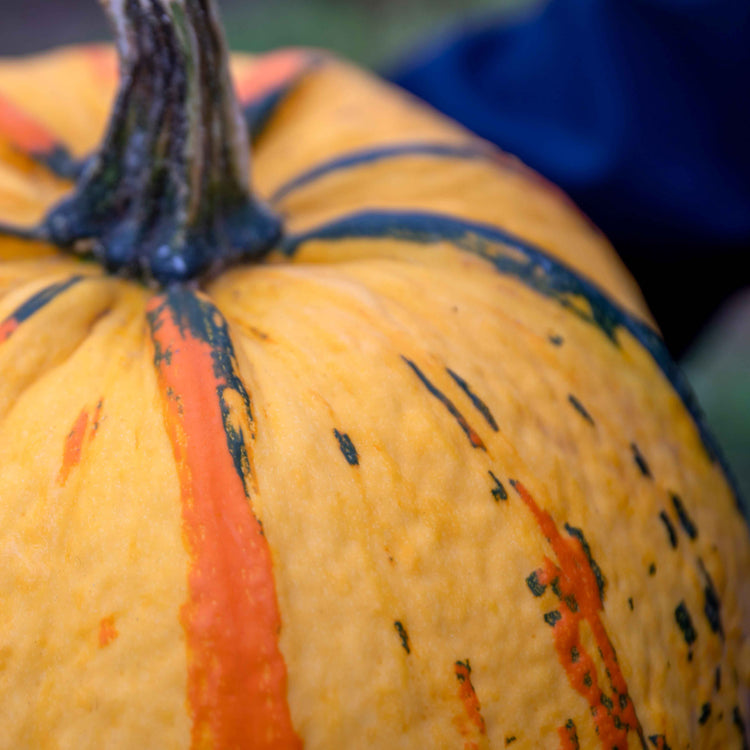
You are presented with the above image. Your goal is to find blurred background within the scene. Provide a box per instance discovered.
[0,0,535,64]
[0,0,747,501]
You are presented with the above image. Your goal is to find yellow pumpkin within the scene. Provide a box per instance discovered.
[0,1,748,748]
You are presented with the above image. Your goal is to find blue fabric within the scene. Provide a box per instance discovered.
[387,0,750,354]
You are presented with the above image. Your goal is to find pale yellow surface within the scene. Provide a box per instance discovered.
[0,276,191,748]
[0,46,748,749]
[211,246,750,747]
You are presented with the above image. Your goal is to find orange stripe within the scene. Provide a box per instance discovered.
[234,49,313,105]
[454,660,487,749]
[58,408,90,486]
[98,615,119,648]
[0,317,18,343]
[557,719,579,749]
[0,91,56,153]
[85,44,119,88]
[147,291,301,750]
[57,400,103,486]
[513,481,644,748]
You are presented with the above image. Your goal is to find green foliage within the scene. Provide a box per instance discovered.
[222,0,539,68]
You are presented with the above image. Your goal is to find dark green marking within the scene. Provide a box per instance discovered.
[631,442,652,478]
[505,738,517,746]
[697,558,724,639]
[648,735,672,750]
[568,394,595,426]
[648,563,657,576]
[270,141,495,203]
[333,429,359,466]
[550,577,561,598]
[698,703,712,725]
[561,718,579,748]
[544,610,562,626]
[281,209,744,516]
[628,597,634,611]
[146,287,257,497]
[0,275,83,337]
[31,144,86,180]
[455,659,471,681]
[401,356,486,449]
[733,706,749,750]
[659,510,678,548]
[446,367,499,431]
[674,601,697,647]
[526,570,546,597]
[394,620,410,654]
[489,470,508,501]
[564,523,606,603]
[671,493,698,540]
[548,333,564,346]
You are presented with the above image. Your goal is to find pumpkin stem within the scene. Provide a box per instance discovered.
[39,0,280,284]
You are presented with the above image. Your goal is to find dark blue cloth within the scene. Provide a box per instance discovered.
[388,0,750,355]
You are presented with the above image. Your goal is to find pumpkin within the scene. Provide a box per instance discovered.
[0,1,748,748]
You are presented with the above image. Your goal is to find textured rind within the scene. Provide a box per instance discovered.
[0,46,748,749]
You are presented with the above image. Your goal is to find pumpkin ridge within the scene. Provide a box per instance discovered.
[146,286,301,750]
[0,274,84,343]
[282,208,742,510]
[57,398,104,487]
[511,479,647,748]
[269,140,495,203]
[0,91,83,181]
[401,355,486,450]
[0,90,58,154]
[240,51,325,144]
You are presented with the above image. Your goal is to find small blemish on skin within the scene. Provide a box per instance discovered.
[672,493,698,540]
[631,442,651,477]
[675,601,697,647]
[489,470,508,501]
[333,428,359,466]
[98,615,118,648]
[659,510,678,548]
[394,620,410,654]
[568,394,595,425]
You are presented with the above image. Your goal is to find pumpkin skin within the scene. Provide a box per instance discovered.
[0,42,748,750]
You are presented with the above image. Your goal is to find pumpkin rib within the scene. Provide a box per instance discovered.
[146,287,302,750]
[400,355,487,451]
[268,140,495,203]
[207,256,660,743]
[511,479,647,747]
[0,274,84,343]
[0,281,122,424]
[0,88,83,181]
[238,50,325,144]
[267,138,589,213]
[0,90,59,154]
[0,46,115,158]
[280,207,741,508]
